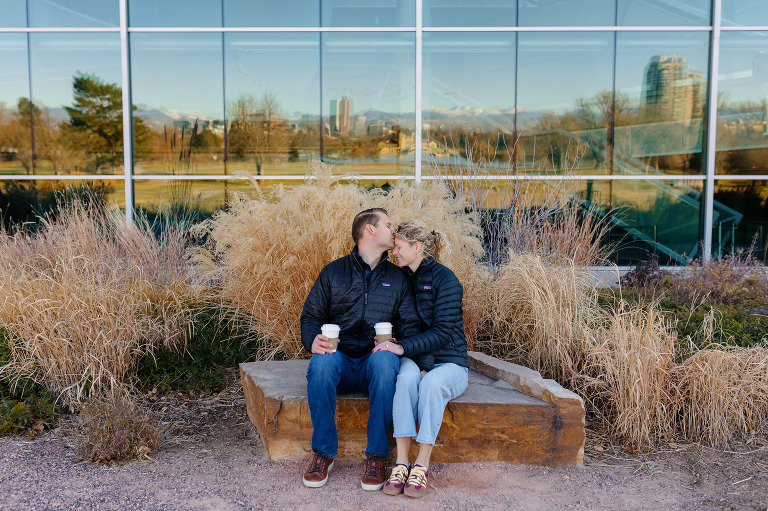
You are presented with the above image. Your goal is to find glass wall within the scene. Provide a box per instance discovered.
[2,0,768,264]
[130,33,225,175]
[321,32,415,175]
[517,32,613,174]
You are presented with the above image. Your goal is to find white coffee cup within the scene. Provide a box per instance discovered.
[321,324,340,352]
[374,322,393,345]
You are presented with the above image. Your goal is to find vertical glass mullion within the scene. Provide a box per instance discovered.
[703,0,723,259]
[415,0,422,181]
[119,0,133,222]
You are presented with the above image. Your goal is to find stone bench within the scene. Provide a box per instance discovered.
[240,351,584,467]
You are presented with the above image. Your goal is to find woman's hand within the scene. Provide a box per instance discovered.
[371,341,404,356]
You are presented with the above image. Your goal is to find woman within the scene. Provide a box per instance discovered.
[371,220,469,498]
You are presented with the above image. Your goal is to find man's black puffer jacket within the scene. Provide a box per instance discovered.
[398,257,468,371]
[301,249,422,359]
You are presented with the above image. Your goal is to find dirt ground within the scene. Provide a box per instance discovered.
[1,373,767,511]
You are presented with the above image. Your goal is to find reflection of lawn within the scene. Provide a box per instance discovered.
[0,160,123,176]
[133,158,416,177]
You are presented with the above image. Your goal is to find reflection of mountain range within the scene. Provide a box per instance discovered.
[0,104,544,133]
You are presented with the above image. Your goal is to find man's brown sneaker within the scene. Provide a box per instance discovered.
[302,454,335,488]
[360,455,387,491]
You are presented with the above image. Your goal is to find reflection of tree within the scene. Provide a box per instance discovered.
[227,92,291,175]
[2,97,83,175]
[61,72,152,172]
[0,73,153,175]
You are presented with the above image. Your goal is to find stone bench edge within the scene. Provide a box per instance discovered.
[468,351,584,419]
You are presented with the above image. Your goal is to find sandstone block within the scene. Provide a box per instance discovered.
[240,354,584,466]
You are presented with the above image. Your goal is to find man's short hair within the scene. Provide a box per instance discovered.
[352,208,388,245]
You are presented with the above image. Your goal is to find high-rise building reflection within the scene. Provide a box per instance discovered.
[641,55,705,122]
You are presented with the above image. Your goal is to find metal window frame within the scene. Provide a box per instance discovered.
[3,0,768,262]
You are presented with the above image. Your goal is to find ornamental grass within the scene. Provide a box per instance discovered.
[0,202,196,409]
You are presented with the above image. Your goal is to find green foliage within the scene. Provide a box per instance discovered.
[61,72,153,170]
[0,401,33,436]
[615,253,768,357]
[136,305,271,394]
[1,329,60,435]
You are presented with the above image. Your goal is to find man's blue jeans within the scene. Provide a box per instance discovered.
[306,349,400,459]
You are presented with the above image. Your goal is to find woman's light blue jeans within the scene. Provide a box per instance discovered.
[392,357,469,445]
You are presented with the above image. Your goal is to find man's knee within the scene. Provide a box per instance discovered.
[368,351,399,390]
[307,352,342,385]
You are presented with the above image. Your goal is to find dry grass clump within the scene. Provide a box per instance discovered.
[0,203,196,408]
[674,346,768,446]
[191,161,483,358]
[73,390,162,463]
[587,300,677,446]
[473,255,600,383]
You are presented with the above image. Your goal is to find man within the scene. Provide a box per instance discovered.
[300,208,419,490]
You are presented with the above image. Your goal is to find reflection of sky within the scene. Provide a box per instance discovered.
[517,32,613,113]
[129,0,221,27]
[423,33,515,111]
[225,33,319,117]
[0,0,27,27]
[322,33,415,116]
[131,33,224,119]
[30,33,122,111]
[29,0,118,27]
[0,34,29,108]
[719,31,768,106]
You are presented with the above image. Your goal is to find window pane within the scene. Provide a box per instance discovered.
[617,0,710,26]
[0,34,30,176]
[225,33,320,177]
[224,0,318,27]
[614,32,709,176]
[321,32,415,175]
[130,33,225,175]
[0,179,124,229]
[321,0,415,27]
[716,32,768,176]
[712,180,768,258]
[28,0,119,28]
[579,179,704,264]
[519,0,614,27]
[30,33,123,175]
[0,0,27,27]
[722,0,768,27]
[133,179,227,218]
[423,32,515,168]
[128,0,222,27]
[424,0,515,27]
[517,32,613,174]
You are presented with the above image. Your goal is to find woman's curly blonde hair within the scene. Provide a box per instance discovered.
[394,220,450,263]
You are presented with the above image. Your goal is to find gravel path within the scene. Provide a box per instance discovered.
[1,381,766,511]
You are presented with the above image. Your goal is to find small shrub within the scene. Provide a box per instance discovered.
[73,391,162,464]
[0,401,34,436]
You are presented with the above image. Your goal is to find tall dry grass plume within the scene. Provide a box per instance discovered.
[191,160,484,359]
[0,202,196,408]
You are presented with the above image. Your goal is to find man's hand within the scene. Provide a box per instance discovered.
[311,334,335,354]
[371,341,404,356]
